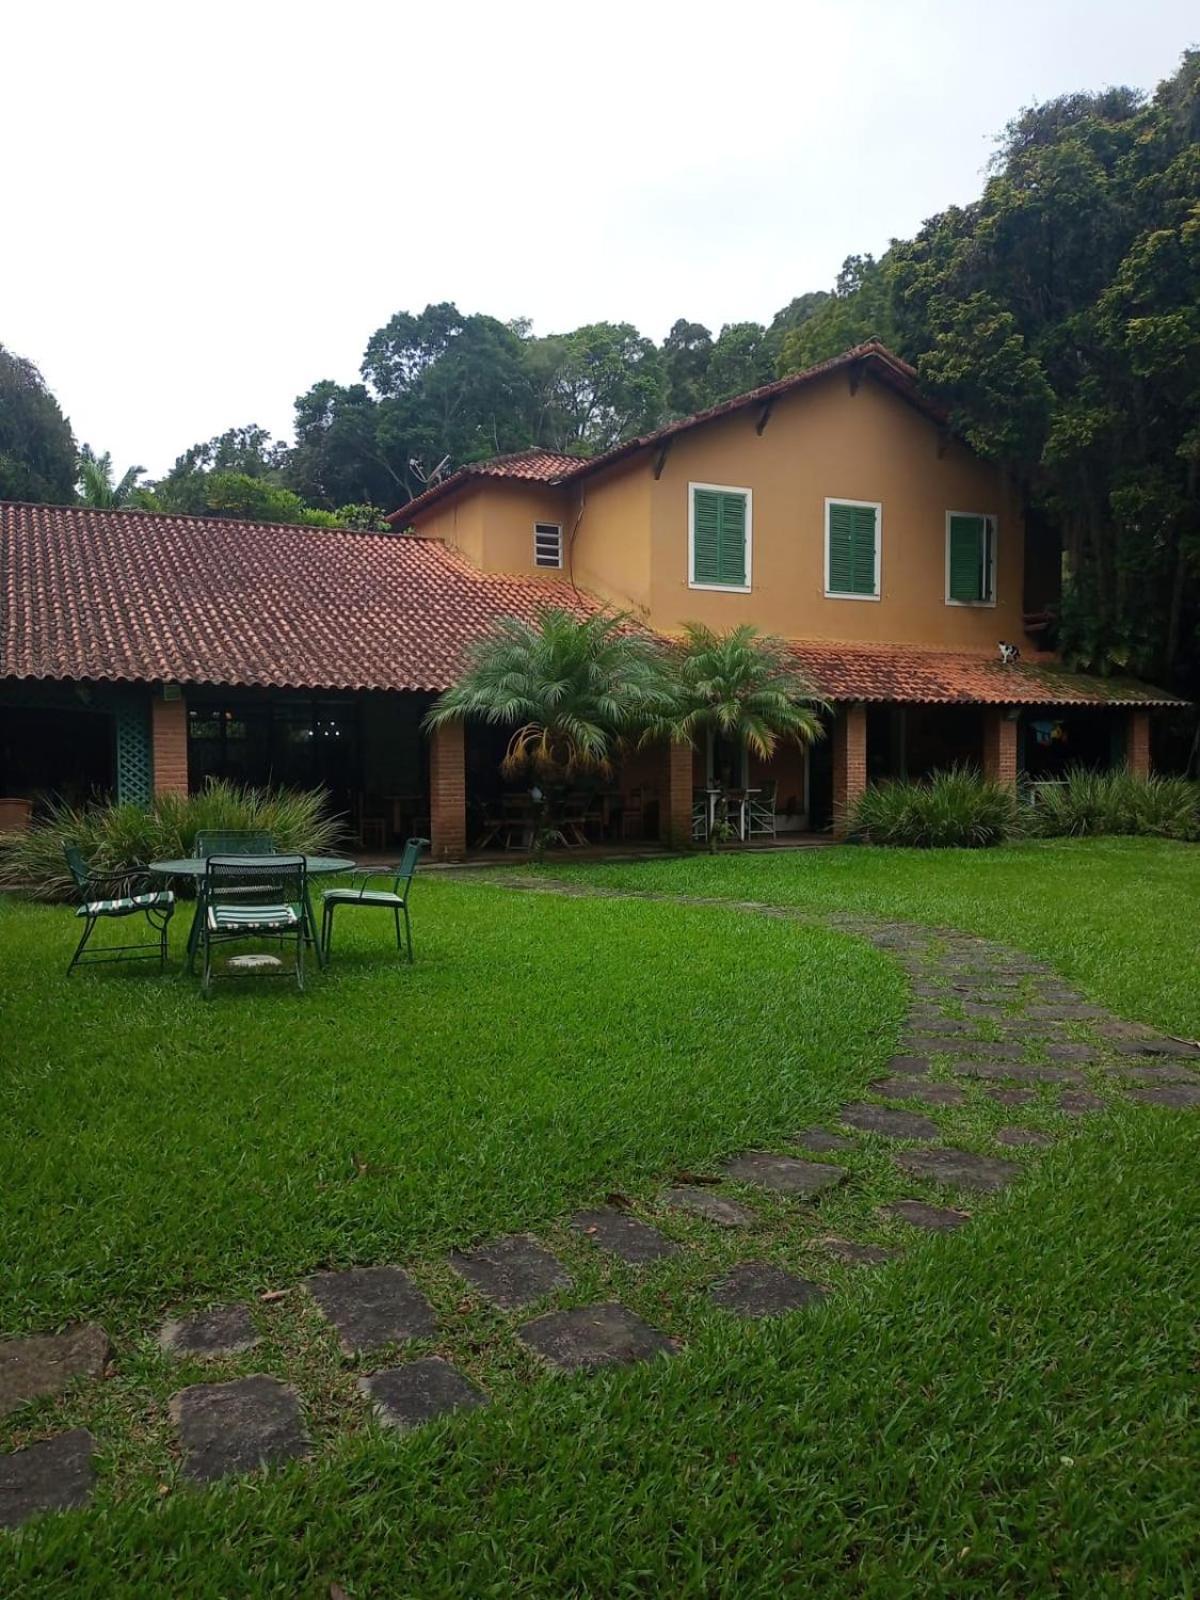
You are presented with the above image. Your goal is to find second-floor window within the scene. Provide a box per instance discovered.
[690,483,751,591]
[534,522,563,568]
[825,499,881,599]
[946,513,997,605]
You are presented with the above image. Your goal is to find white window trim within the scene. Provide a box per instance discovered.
[824,497,882,601]
[534,521,564,570]
[688,481,753,593]
[944,510,998,608]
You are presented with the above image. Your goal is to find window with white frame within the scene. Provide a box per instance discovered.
[825,499,881,599]
[689,483,751,590]
[945,512,997,605]
[534,522,563,568]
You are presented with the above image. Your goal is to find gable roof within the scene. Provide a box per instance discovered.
[0,501,599,694]
[388,342,946,526]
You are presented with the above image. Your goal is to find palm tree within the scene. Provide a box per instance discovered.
[77,446,146,508]
[648,623,826,844]
[425,607,669,777]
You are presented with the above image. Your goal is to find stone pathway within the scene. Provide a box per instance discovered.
[3,877,1198,1529]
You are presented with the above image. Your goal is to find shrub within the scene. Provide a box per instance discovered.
[0,780,342,900]
[1027,767,1200,841]
[850,765,1020,848]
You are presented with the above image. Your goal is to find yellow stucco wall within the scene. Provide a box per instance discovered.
[641,371,1024,645]
[410,482,573,577]
[408,369,1025,649]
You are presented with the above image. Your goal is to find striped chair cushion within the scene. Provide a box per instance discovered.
[77,890,175,918]
[207,903,300,933]
[322,888,404,908]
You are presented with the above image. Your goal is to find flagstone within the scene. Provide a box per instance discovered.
[448,1235,573,1311]
[880,1199,970,1231]
[708,1263,828,1318]
[0,1324,110,1418]
[170,1375,309,1483]
[570,1207,680,1265]
[517,1302,676,1371]
[662,1185,756,1228]
[894,1147,1021,1193]
[360,1358,487,1431]
[722,1151,847,1195]
[840,1102,939,1139]
[304,1266,436,1353]
[0,1429,95,1529]
[159,1302,258,1360]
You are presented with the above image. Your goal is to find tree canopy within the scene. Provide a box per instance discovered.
[0,345,77,505]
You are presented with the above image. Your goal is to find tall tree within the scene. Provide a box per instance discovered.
[0,344,77,504]
[530,322,666,453]
[77,445,146,508]
[661,319,714,416]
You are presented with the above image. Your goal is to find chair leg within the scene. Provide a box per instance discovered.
[403,904,413,963]
[295,926,305,992]
[322,904,333,957]
[394,905,402,951]
[67,915,96,975]
[201,933,213,998]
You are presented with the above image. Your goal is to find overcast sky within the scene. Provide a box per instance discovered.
[3,1,1195,478]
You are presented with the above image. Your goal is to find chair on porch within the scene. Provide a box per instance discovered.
[746,781,777,840]
[320,837,429,962]
[200,855,308,997]
[193,830,276,857]
[64,845,175,974]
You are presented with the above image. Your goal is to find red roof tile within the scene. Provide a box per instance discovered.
[390,447,585,525]
[0,501,599,693]
[787,640,1183,707]
[388,342,945,525]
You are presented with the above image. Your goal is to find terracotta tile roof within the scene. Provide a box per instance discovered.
[786,640,1184,707]
[389,447,586,525]
[388,342,945,525]
[0,501,599,694]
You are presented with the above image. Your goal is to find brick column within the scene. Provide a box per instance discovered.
[428,720,467,861]
[151,692,189,797]
[664,739,695,848]
[982,707,1018,790]
[1125,709,1151,778]
[831,703,867,839]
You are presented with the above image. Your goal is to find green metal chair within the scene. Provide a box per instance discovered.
[321,838,428,961]
[193,830,276,857]
[186,831,278,973]
[200,855,308,997]
[64,845,175,974]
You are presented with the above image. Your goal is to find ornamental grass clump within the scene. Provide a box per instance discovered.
[850,765,1020,848]
[0,780,340,900]
[1028,767,1200,840]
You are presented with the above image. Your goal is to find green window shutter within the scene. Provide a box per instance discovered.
[949,514,987,602]
[827,502,877,595]
[692,489,747,586]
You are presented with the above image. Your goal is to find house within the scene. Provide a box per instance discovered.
[0,343,1181,858]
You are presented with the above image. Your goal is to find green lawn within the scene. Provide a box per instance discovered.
[1,846,1197,1596]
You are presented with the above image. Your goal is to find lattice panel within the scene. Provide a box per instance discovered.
[113,697,153,805]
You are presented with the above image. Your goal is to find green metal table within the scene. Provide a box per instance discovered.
[148,855,356,974]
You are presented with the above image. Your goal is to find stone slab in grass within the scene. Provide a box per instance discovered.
[1058,1089,1107,1114]
[894,1147,1021,1194]
[1045,1043,1097,1062]
[995,1126,1054,1147]
[360,1357,487,1431]
[1110,1036,1200,1059]
[789,1127,857,1154]
[839,1102,938,1140]
[663,1185,756,1228]
[170,1375,309,1483]
[1126,1083,1200,1110]
[1026,1004,1108,1020]
[708,1262,828,1318]
[304,1266,436,1354]
[0,1324,110,1418]
[880,1199,970,1231]
[903,1039,1024,1060]
[449,1234,573,1311]
[571,1208,680,1266]
[903,1016,975,1035]
[949,1061,1082,1084]
[722,1151,847,1196]
[886,1055,931,1076]
[985,1086,1037,1107]
[517,1302,676,1371]
[817,1236,901,1267]
[1109,1064,1200,1084]
[159,1302,258,1360]
[0,1429,95,1529]
[870,1078,967,1107]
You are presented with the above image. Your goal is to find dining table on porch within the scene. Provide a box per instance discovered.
[148,853,356,973]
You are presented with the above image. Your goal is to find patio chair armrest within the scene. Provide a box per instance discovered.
[83,866,152,899]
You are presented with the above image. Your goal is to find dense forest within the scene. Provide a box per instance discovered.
[1,52,1197,694]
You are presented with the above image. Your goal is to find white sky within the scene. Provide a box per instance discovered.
[3,0,1195,478]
